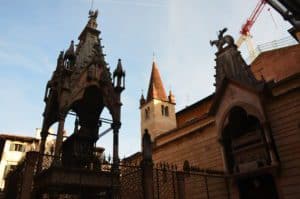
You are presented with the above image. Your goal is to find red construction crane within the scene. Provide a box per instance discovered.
[236,0,267,61]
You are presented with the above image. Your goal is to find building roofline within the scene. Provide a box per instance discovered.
[0,134,39,142]
[154,120,215,151]
[176,93,214,115]
[268,72,300,88]
[122,151,142,162]
[251,43,299,66]
[155,113,212,141]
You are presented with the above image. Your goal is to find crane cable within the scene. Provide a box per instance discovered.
[268,7,278,29]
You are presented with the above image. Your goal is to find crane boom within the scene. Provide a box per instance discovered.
[240,0,267,36]
[237,0,267,63]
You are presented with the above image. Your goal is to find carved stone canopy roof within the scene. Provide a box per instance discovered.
[210,28,262,91]
[42,10,124,130]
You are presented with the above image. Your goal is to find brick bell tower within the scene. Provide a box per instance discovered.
[140,60,177,142]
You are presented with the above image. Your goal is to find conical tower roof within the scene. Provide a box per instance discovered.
[146,61,167,102]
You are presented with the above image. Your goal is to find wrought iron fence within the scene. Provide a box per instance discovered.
[119,161,230,199]
[183,165,230,199]
[120,163,143,199]
[246,36,298,63]
[4,152,230,199]
[256,36,298,53]
[153,163,178,199]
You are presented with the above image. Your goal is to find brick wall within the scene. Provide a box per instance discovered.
[266,89,300,198]
[153,124,224,171]
[251,44,300,82]
[176,96,213,128]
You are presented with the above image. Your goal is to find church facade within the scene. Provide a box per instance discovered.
[132,30,300,198]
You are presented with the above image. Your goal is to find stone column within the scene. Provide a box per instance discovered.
[20,151,39,199]
[112,122,121,167]
[218,137,229,172]
[141,160,154,199]
[262,122,278,165]
[176,171,185,199]
[37,129,47,172]
[111,122,121,199]
[53,113,65,165]
[141,132,154,199]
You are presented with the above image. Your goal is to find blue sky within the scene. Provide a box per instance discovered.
[0,0,292,157]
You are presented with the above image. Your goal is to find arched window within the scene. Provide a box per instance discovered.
[222,106,270,174]
[165,106,169,116]
[161,105,169,117]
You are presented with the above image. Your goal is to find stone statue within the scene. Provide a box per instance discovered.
[87,9,98,29]
[89,9,98,19]
[210,28,235,52]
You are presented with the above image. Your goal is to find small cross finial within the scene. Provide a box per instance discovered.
[152,52,156,62]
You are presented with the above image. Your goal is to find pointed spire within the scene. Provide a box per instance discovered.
[57,51,64,66]
[140,90,146,106]
[168,90,176,104]
[113,59,125,77]
[55,51,64,72]
[75,10,104,69]
[78,10,100,40]
[64,40,75,60]
[146,61,167,102]
[113,59,125,91]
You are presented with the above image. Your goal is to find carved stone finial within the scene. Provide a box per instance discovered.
[140,92,146,106]
[113,59,125,91]
[64,40,76,69]
[64,41,75,59]
[210,28,235,52]
[113,59,125,78]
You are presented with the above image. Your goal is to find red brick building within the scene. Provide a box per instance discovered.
[128,36,300,198]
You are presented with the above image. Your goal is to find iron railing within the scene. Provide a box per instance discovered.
[246,36,298,63]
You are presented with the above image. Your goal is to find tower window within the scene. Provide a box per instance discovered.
[161,105,169,117]
[165,106,169,116]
